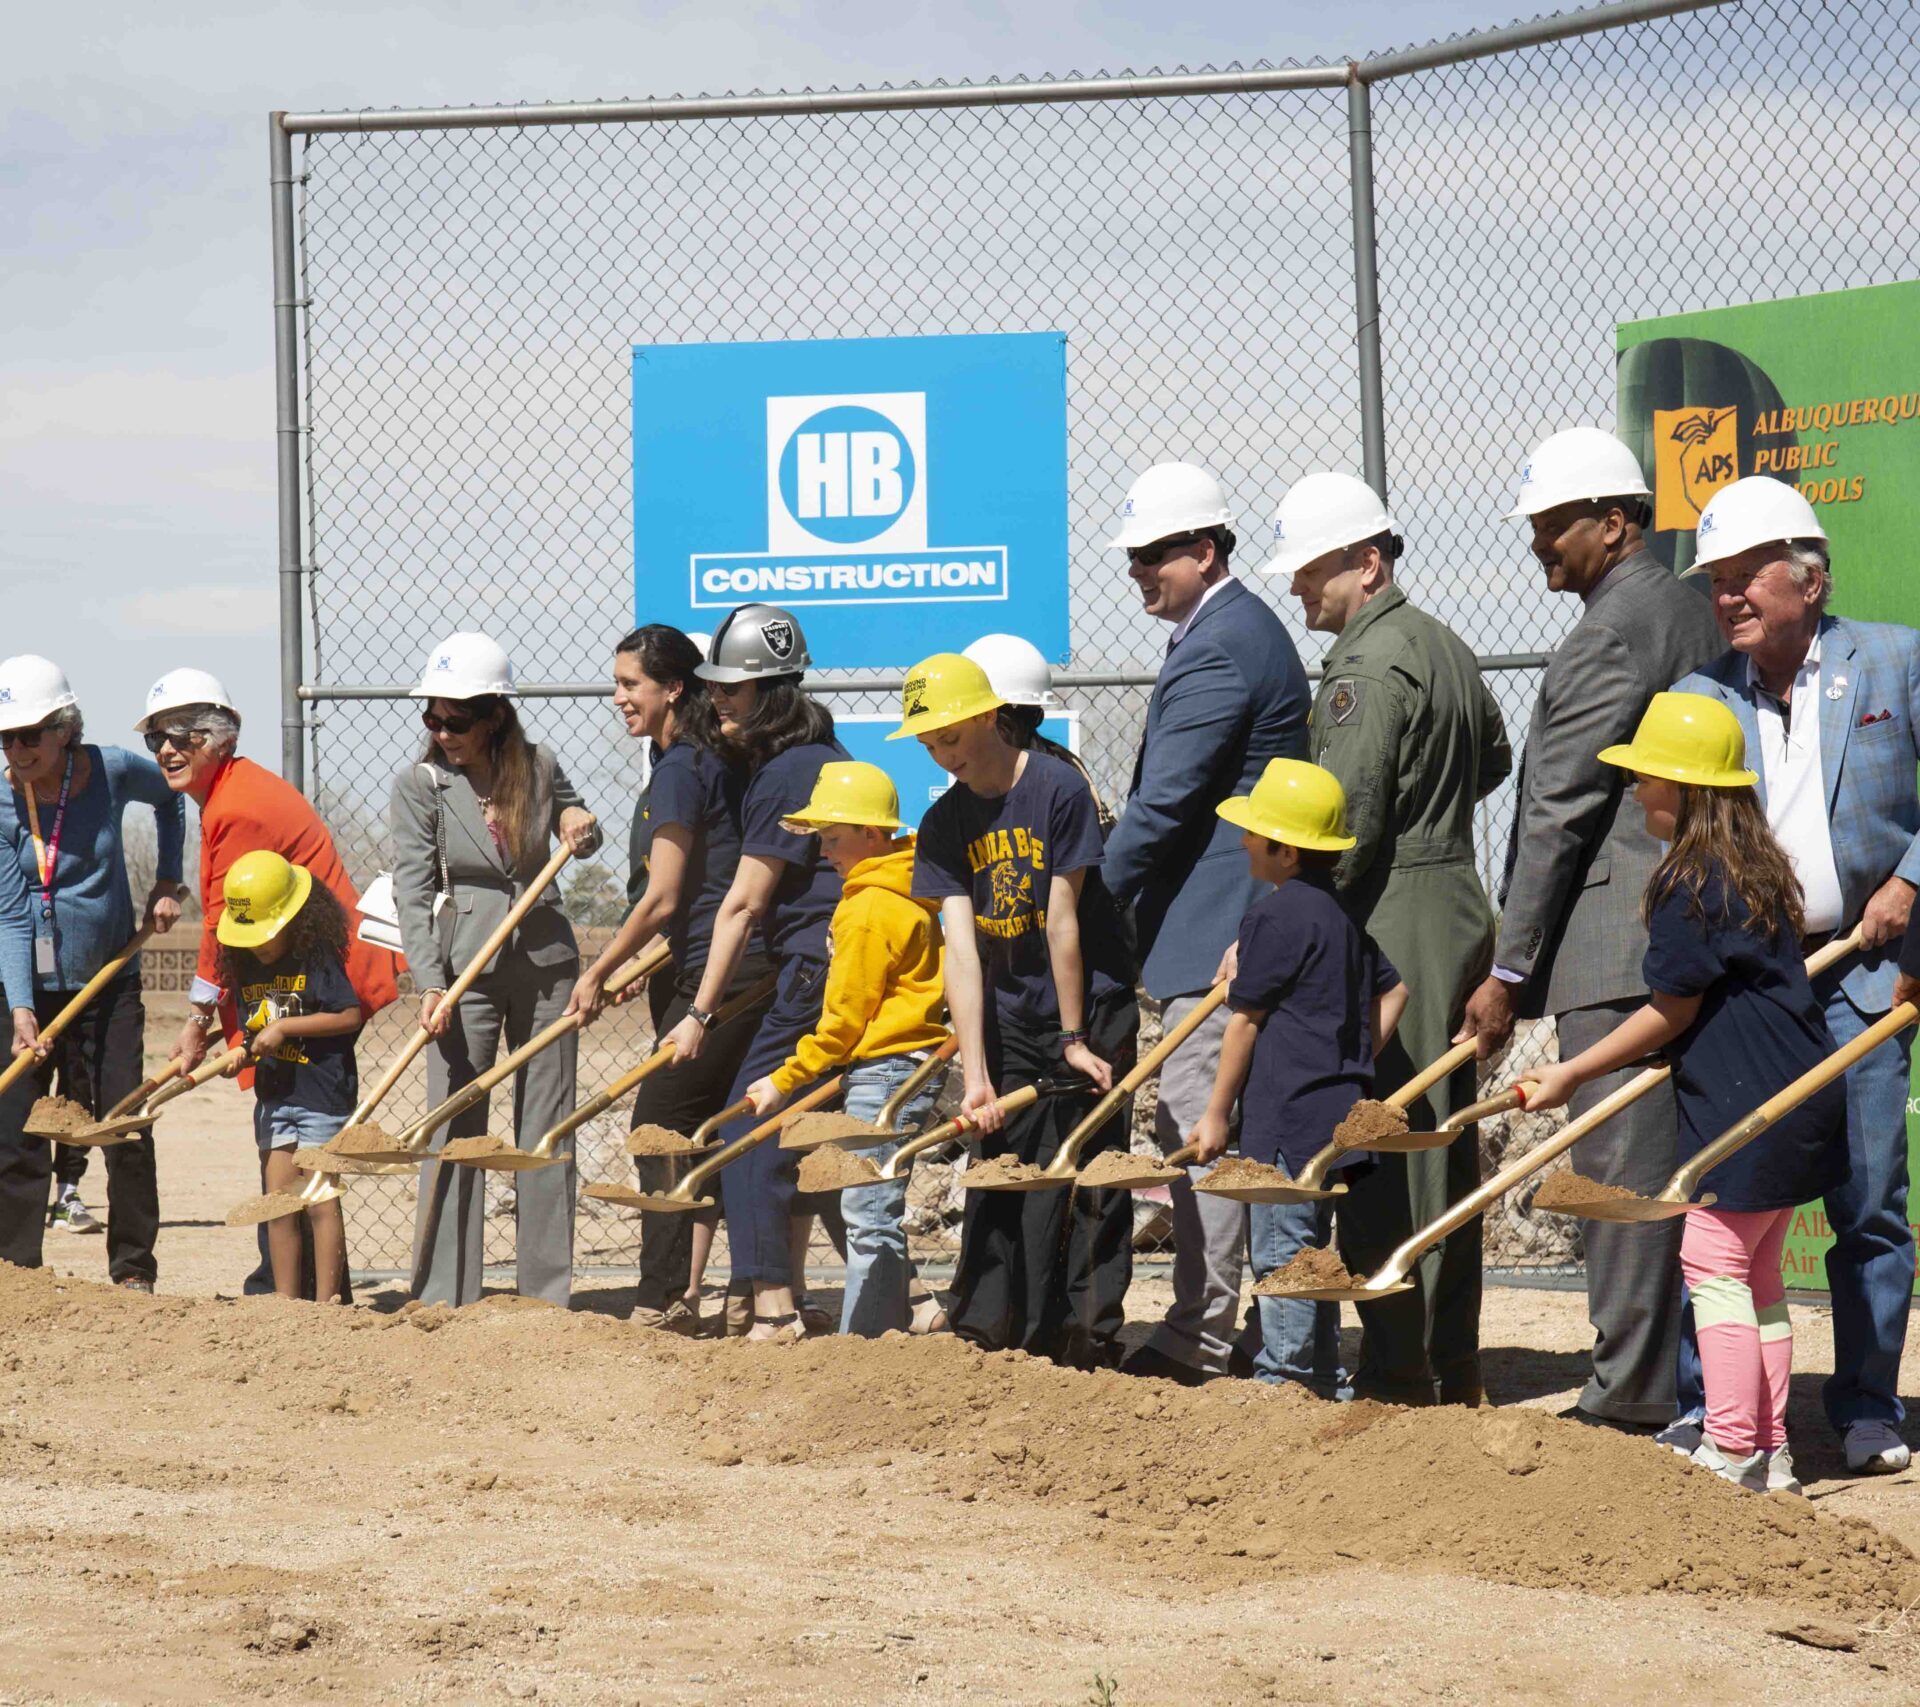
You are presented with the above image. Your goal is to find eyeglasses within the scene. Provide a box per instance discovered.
[143,728,212,755]
[0,723,56,750]
[421,708,482,736]
[1126,531,1204,569]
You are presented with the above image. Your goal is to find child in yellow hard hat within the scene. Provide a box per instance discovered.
[216,850,363,1302]
[1518,693,1845,1494]
[742,761,948,1335]
[1189,757,1409,1392]
[899,651,1141,1370]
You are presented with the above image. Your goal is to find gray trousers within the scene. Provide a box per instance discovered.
[1557,997,1684,1424]
[1141,996,1248,1375]
[411,957,579,1308]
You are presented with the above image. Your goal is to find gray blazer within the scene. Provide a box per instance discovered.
[1496,549,1722,1018]
[388,745,600,990]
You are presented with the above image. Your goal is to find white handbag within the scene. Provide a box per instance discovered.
[356,764,453,951]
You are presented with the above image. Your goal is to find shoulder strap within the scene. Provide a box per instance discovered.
[417,762,452,901]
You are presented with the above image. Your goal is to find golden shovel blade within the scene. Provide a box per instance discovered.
[322,1122,422,1162]
[1198,1178,1349,1205]
[56,1114,156,1147]
[1263,1279,1414,1302]
[290,1150,414,1177]
[779,1111,886,1152]
[439,1135,566,1172]
[963,1168,1070,1193]
[225,1183,341,1227]
[1071,1157,1186,1191]
[1540,1189,1716,1224]
[583,1183,715,1213]
[1356,1127,1472,1154]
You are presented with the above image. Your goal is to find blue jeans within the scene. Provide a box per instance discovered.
[838,1052,938,1338]
[1675,983,1914,1431]
[1247,1195,1349,1395]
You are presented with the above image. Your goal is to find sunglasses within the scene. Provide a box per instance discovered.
[0,724,56,750]
[1126,531,1204,569]
[143,727,213,755]
[421,707,483,736]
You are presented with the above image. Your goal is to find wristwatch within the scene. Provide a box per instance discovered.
[686,1004,716,1029]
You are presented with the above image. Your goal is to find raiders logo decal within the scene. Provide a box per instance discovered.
[762,619,796,661]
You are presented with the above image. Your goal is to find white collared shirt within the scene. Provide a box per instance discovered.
[1747,634,1845,933]
[1167,574,1231,649]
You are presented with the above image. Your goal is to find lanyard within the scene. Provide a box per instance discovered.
[23,751,74,917]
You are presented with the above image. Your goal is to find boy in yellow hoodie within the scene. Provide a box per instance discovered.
[745,761,946,1335]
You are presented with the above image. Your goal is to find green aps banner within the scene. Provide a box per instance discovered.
[1618,280,1920,1291]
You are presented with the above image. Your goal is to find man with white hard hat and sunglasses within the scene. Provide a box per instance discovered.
[1100,462,1312,1386]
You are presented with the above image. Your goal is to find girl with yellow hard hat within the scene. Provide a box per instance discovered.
[1521,692,1847,1494]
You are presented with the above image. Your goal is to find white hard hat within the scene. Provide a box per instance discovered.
[410,633,516,701]
[1504,428,1652,520]
[686,632,713,660]
[963,634,1059,709]
[695,604,812,684]
[1107,462,1236,551]
[1260,472,1398,579]
[1690,475,1828,571]
[0,655,78,733]
[137,667,239,734]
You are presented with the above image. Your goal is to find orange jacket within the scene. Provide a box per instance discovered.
[195,757,399,1060]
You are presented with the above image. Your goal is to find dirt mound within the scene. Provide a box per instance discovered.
[1255,1246,1361,1293]
[625,1122,705,1156]
[1196,1157,1295,1191]
[1534,1170,1642,1209]
[962,1156,1053,1190]
[1076,1149,1182,1189]
[25,1095,93,1136]
[1331,1098,1410,1149]
[781,1111,881,1149]
[1,1264,1912,1618]
[796,1145,883,1192]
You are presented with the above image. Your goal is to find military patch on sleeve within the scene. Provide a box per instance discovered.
[1328,679,1363,724]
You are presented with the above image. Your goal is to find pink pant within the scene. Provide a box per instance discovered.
[1681,1206,1793,1456]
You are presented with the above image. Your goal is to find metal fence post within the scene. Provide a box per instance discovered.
[270,113,306,787]
[1346,69,1387,501]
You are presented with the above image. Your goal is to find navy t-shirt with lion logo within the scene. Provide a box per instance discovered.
[233,945,361,1115]
[913,750,1130,1026]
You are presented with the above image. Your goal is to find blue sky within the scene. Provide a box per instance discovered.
[5,0,1512,773]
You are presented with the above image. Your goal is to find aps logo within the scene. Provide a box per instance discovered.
[1653,406,1740,531]
[768,392,927,553]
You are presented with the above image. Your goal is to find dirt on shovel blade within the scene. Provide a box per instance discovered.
[224,1192,309,1228]
[1331,1098,1411,1149]
[1076,1149,1182,1188]
[962,1155,1051,1190]
[326,1122,404,1158]
[796,1145,884,1192]
[1198,1156,1298,1192]
[1533,1169,1643,1209]
[626,1123,706,1156]
[438,1135,514,1164]
[783,1111,883,1148]
[1254,1244,1362,1293]
[25,1096,94,1137]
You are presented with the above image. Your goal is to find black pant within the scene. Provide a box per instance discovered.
[629,966,773,1311]
[0,974,158,1285]
[950,987,1138,1366]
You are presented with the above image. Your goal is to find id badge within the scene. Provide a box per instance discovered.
[34,936,55,978]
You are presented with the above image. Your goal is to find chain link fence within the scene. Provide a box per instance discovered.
[279,0,1919,1279]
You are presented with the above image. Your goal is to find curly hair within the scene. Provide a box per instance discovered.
[218,875,353,998]
[1644,782,1806,944]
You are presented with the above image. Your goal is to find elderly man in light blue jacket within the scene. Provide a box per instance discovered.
[1099,462,1311,1385]
[1671,476,1920,1476]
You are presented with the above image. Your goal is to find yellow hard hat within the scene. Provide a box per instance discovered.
[780,761,904,831]
[216,850,313,948]
[1598,692,1757,788]
[887,652,1006,741]
[1216,759,1357,852]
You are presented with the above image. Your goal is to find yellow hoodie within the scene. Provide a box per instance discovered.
[769,837,947,1095]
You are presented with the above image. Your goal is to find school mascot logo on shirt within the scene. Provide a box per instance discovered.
[966,827,1045,940]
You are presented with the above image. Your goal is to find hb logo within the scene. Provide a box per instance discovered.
[1654,407,1739,532]
[0,689,11,705]
[767,392,927,553]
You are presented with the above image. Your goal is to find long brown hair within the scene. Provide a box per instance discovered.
[1644,782,1805,943]
[419,696,539,867]
[218,878,352,999]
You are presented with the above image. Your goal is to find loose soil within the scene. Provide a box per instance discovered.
[223,1190,309,1228]
[626,1122,708,1156]
[1076,1148,1183,1188]
[1256,1245,1363,1293]
[782,1111,884,1148]
[1332,1097,1412,1149]
[961,1155,1053,1190]
[1197,1156,1297,1191]
[437,1134,516,1164]
[796,1145,885,1191]
[325,1120,411,1158]
[24,1094,93,1136]
[1535,1170,1644,1209]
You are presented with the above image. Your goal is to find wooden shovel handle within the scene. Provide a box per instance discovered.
[0,923,156,1099]
[889,1083,1044,1172]
[877,1034,959,1132]
[1386,1039,1478,1110]
[147,1043,249,1113]
[1805,923,1865,979]
[682,1073,843,1196]
[1122,983,1229,1096]
[1164,1142,1201,1168]
[103,1058,185,1121]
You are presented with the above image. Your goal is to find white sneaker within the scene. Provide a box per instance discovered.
[1765,1445,1804,1495]
[1654,1414,1704,1457]
[1843,1420,1911,1475]
[1689,1436,1767,1492]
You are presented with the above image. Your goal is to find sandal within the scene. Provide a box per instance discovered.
[908,1295,949,1335]
[748,1311,805,1344]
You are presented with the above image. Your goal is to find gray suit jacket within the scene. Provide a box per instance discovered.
[388,745,599,990]
[1496,549,1722,1018]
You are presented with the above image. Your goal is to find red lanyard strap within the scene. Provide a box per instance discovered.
[23,751,74,912]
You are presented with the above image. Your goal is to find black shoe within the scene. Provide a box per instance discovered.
[1118,1345,1213,1387]
[1226,1345,1256,1381]
[1557,1404,1663,1437]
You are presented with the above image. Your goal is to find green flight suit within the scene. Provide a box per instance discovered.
[1311,583,1512,1405]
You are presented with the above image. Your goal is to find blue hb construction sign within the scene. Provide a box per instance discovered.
[632,332,1069,668]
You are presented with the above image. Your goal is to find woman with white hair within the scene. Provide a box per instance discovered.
[0,656,185,1287]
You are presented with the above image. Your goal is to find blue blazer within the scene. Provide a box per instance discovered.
[1674,613,1920,1012]
[1102,577,1311,999]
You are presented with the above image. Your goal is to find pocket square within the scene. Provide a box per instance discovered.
[1857,708,1893,726]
